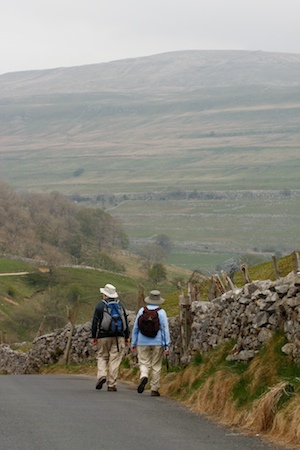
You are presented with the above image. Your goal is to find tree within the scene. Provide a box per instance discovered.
[137,244,167,270]
[0,182,128,264]
[155,234,172,253]
[148,263,167,284]
[62,284,82,364]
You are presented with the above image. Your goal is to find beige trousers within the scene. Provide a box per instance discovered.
[137,345,164,391]
[96,336,125,388]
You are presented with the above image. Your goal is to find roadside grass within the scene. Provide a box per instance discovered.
[40,361,97,376]
[156,331,300,449]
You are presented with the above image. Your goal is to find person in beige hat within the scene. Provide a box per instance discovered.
[92,283,130,391]
[131,290,170,396]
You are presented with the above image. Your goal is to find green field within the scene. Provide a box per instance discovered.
[106,194,300,270]
[167,250,239,272]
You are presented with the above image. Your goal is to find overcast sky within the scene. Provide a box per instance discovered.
[1,0,300,75]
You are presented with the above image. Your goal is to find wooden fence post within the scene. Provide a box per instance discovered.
[209,276,216,300]
[186,282,192,351]
[178,283,192,362]
[62,294,80,365]
[190,282,201,302]
[240,263,252,284]
[272,255,280,279]
[221,270,237,291]
[35,315,46,339]
[292,251,300,273]
[137,285,145,311]
[178,287,186,359]
[214,274,226,295]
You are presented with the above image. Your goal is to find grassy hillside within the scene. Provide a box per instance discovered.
[0,50,299,269]
[1,50,300,194]
[0,254,190,343]
[1,86,300,193]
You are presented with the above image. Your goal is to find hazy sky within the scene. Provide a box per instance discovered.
[1,0,300,74]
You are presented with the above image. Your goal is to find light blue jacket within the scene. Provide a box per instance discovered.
[131,304,170,349]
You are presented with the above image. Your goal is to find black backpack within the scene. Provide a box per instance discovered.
[138,306,161,338]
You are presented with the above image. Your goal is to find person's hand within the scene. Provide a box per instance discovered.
[164,349,169,356]
[92,338,98,345]
[131,346,137,353]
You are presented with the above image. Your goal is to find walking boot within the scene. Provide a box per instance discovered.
[95,376,106,390]
[137,377,148,394]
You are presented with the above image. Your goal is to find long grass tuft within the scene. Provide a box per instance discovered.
[244,382,294,432]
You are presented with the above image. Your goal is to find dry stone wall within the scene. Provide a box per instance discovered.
[0,312,136,374]
[189,272,300,362]
[2,272,300,374]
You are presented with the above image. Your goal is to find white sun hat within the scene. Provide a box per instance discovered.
[100,283,118,298]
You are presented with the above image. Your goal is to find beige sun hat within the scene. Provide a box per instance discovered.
[100,283,118,298]
[144,290,165,305]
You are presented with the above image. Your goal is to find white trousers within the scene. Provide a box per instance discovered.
[137,345,164,391]
[96,337,125,388]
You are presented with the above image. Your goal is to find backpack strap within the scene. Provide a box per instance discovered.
[106,299,122,352]
[156,307,161,329]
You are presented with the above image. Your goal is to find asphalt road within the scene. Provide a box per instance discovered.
[0,375,290,450]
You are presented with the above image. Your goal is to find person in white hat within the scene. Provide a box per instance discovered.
[92,283,130,391]
[131,290,170,397]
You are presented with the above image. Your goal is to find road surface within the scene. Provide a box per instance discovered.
[0,375,291,450]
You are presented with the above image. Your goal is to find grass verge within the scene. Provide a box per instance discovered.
[156,332,300,449]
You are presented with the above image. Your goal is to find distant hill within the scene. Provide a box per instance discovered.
[2,50,300,94]
[1,49,300,193]
[0,50,300,268]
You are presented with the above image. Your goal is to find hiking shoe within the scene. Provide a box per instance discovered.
[137,377,148,394]
[151,390,160,397]
[107,386,117,392]
[95,376,106,390]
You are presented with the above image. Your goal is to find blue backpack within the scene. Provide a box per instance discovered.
[101,300,126,334]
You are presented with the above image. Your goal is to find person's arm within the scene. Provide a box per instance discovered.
[121,303,130,341]
[91,302,103,341]
[160,310,170,354]
[131,309,142,351]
